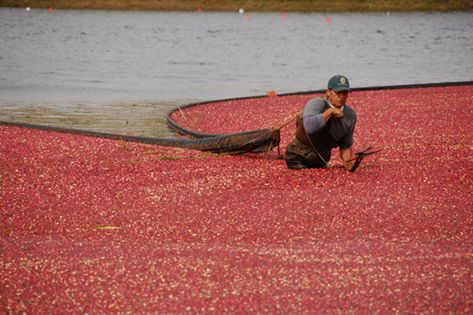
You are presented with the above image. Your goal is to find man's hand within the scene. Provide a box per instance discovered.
[330,108,344,119]
[323,108,344,122]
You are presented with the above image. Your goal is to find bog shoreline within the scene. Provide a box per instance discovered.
[1,0,473,12]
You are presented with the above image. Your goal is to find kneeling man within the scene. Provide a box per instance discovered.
[285,74,360,171]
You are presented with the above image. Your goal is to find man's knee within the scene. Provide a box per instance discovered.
[285,158,309,170]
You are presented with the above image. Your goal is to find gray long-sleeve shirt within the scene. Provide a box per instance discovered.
[301,98,356,149]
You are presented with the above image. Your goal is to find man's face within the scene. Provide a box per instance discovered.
[326,89,349,108]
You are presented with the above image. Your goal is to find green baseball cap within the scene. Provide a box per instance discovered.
[328,75,350,92]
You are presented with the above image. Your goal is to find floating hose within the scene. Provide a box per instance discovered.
[0,120,280,155]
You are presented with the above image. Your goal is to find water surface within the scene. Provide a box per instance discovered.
[1,9,472,135]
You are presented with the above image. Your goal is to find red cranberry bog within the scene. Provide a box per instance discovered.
[1,83,472,313]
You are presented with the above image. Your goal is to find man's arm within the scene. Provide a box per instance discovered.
[340,147,355,171]
[304,108,344,133]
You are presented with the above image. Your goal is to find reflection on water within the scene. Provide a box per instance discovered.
[1,9,472,136]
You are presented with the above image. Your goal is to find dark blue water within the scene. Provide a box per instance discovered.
[1,8,472,135]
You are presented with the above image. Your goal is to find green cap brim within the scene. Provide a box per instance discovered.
[332,86,350,92]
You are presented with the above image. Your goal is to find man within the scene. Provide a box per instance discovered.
[285,74,362,171]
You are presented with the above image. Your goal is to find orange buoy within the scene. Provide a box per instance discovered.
[267,90,278,97]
